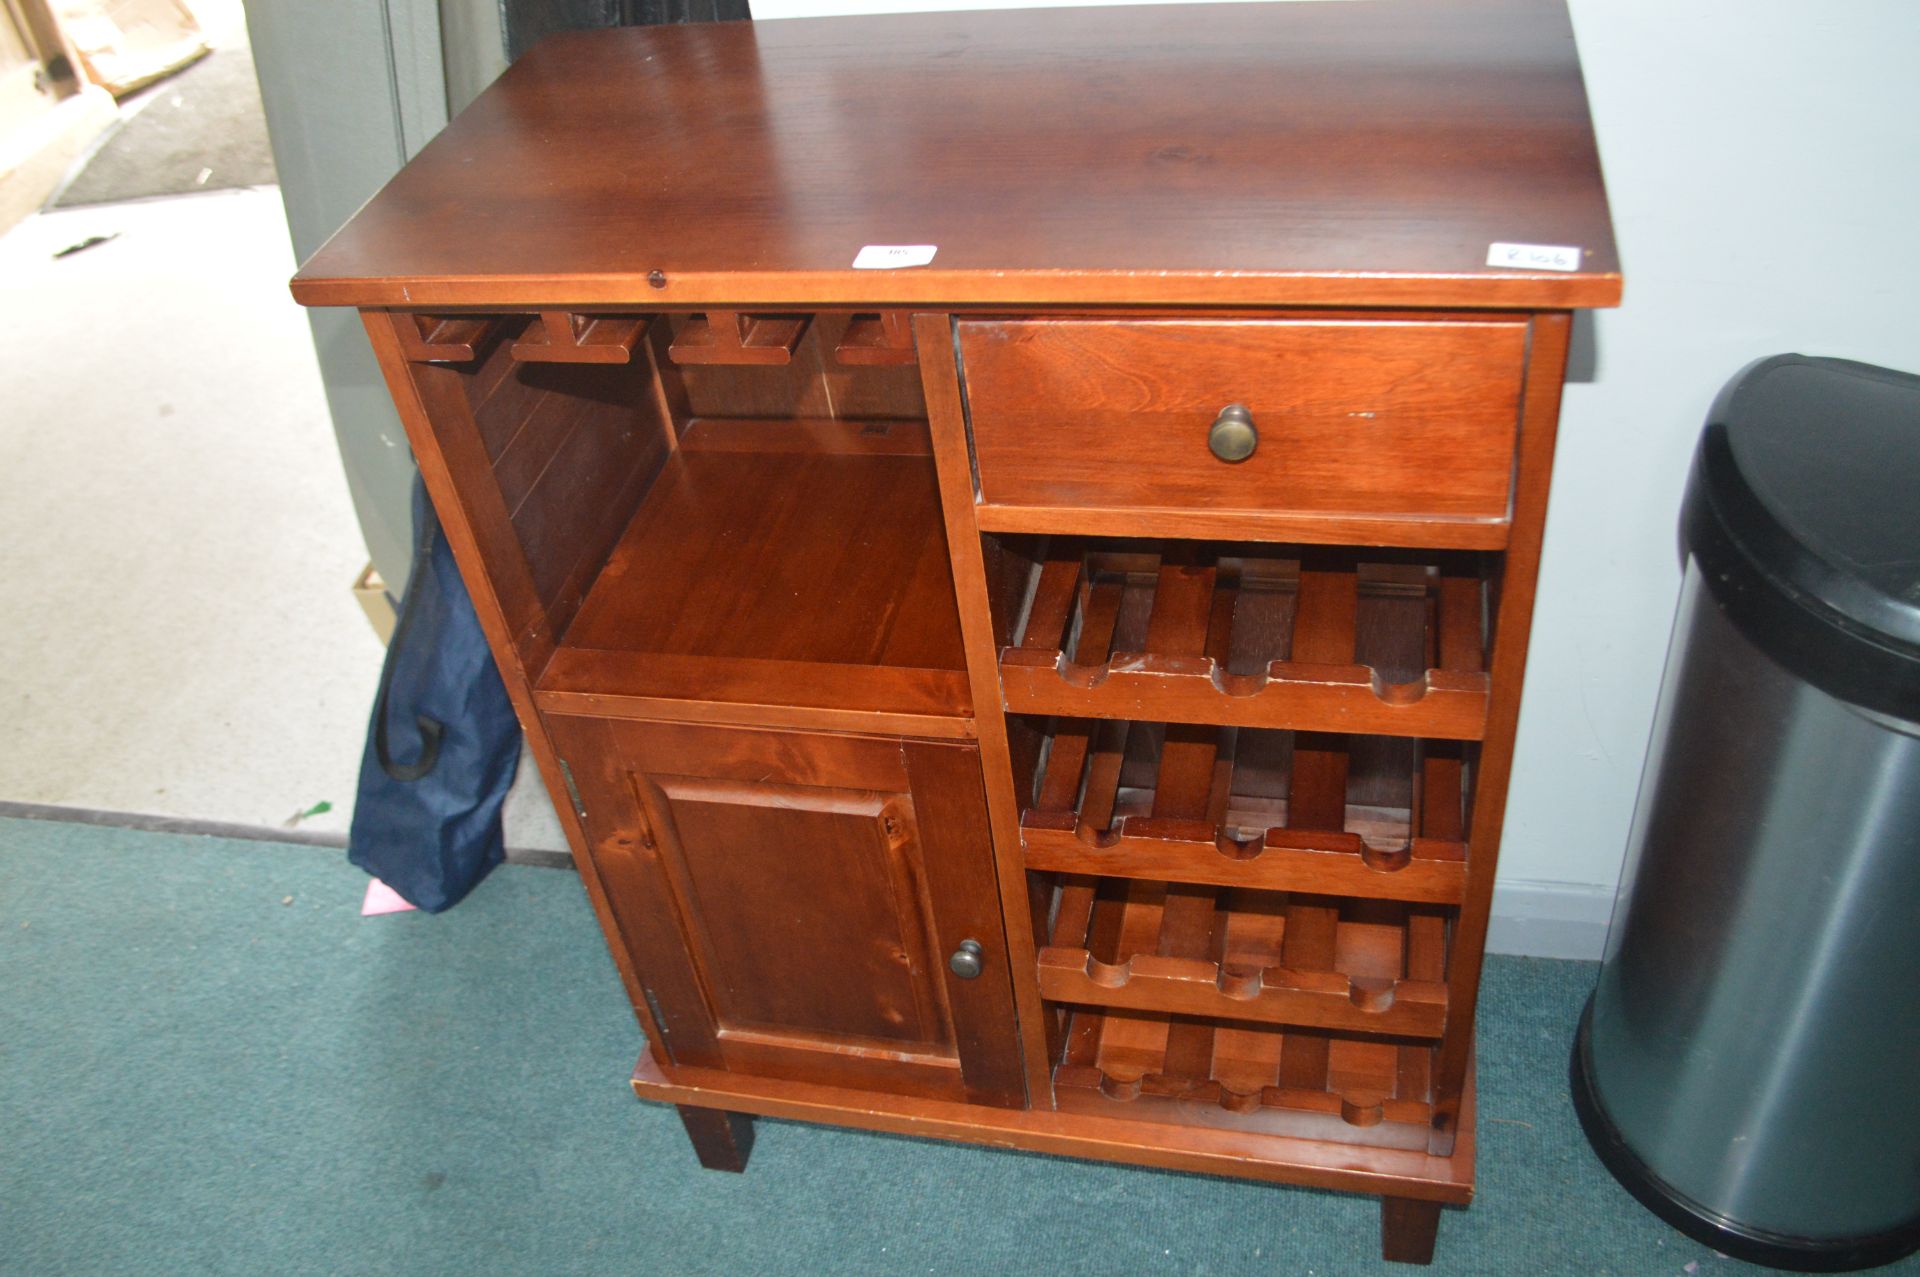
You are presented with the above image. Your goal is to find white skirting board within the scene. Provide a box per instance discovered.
[1487,879,1618,961]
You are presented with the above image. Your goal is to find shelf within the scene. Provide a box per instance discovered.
[1053,1006,1437,1150]
[1042,866,1450,1146]
[1001,542,1488,738]
[1038,877,1448,1038]
[535,417,971,726]
[1022,717,1469,905]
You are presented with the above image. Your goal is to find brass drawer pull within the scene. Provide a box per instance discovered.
[1208,403,1257,462]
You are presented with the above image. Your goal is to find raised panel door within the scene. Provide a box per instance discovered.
[548,714,1026,1108]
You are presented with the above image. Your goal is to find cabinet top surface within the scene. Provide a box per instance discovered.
[291,0,1620,311]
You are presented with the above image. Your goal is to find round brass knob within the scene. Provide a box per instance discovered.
[949,939,984,979]
[1208,403,1257,463]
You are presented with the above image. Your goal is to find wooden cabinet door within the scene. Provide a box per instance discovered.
[547,715,1026,1108]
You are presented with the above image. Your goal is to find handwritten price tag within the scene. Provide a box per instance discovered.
[853,244,938,269]
[1487,242,1581,272]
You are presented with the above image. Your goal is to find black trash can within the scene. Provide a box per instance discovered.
[1572,355,1920,1271]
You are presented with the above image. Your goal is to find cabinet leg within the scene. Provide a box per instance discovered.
[1380,1196,1442,1265]
[676,1105,755,1173]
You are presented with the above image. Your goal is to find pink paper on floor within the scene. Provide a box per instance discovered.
[361,877,419,916]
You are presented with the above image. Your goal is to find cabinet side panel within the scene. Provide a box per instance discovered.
[1430,311,1572,1152]
[545,713,726,1067]
[383,324,552,667]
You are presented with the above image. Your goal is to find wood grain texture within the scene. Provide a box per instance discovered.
[535,652,972,738]
[1051,872,1425,1116]
[958,319,1528,528]
[1019,616,1471,905]
[673,315,926,421]
[905,740,1029,1106]
[291,1,1619,311]
[1427,312,1573,1155]
[544,714,728,1069]
[400,333,558,667]
[835,313,918,366]
[669,312,809,365]
[633,1048,1477,1204]
[397,314,500,362]
[999,656,1488,740]
[1053,1005,1435,1151]
[1132,570,1230,1087]
[916,313,1058,1102]
[561,428,959,668]
[512,311,648,363]
[311,3,1618,1242]
[1021,822,1467,907]
[1039,878,1447,1037]
[549,715,1025,1107]
[972,501,1513,552]
[1036,947,1447,1038]
[1002,543,1491,737]
[1278,560,1358,1093]
[438,323,676,645]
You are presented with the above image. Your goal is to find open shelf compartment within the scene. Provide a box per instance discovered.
[1002,540,1490,739]
[538,414,971,722]
[410,310,967,727]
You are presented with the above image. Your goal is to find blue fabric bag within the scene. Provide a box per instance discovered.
[347,476,521,911]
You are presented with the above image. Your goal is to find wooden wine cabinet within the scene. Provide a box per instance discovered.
[291,2,1619,1262]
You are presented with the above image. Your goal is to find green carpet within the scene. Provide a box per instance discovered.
[0,814,1904,1276]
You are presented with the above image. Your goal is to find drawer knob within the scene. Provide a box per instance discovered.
[1208,404,1258,462]
[949,939,984,979]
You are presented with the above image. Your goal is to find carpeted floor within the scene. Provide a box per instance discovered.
[1,815,1901,1276]
[54,44,276,207]
[0,187,568,854]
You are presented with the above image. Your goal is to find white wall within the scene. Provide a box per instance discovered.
[1508,0,1919,914]
[758,0,1920,951]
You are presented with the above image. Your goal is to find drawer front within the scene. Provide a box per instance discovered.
[955,319,1529,536]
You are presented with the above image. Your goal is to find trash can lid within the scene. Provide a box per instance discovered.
[1685,354,1920,719]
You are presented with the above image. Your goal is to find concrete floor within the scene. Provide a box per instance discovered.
[0,185,565,853]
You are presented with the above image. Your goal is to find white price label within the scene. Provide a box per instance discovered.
[852,244,938,270]
[1487,242,1582,272]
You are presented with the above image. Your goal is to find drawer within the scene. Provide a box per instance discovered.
[955,318,1531,547]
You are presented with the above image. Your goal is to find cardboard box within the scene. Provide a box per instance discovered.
[352,563,397,647]
[56,0,206,97]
